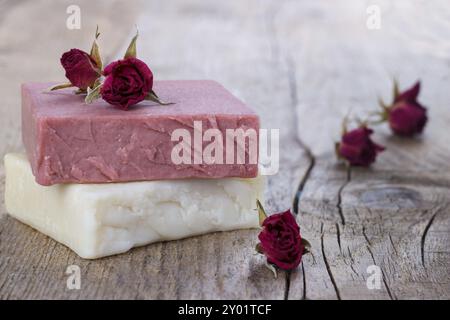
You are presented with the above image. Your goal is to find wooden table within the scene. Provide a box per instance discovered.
[0,0,449,299]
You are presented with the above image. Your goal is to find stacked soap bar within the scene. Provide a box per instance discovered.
[5,80,263,259]
[5,154,263,259]
[22,81,259,185]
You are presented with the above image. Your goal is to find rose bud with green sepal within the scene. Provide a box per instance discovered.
[380,81,428,136]
[50,27,102,93]
[60,49,101,91]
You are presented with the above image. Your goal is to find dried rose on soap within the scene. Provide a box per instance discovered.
[101,58,153,110]
[60,49,101,90]
[52,28,169,109]
[50,27,102,92]
[90,30,169,109]
[383,81,428,136]
[256,202,305,271]
[337,126,385,167]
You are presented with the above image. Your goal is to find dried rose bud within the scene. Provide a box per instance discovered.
[60,49,101,90]
[386,81,428,136]
[257,207,304,271]
[337,127,385,167]
[101,57,153,110]
[90,30,170,109]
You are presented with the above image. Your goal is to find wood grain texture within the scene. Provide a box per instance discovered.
[273,0,450,299]
[0,0,309,299]
[0,0,449,299]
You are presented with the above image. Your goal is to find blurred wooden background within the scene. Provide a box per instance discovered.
[0,0,449,299]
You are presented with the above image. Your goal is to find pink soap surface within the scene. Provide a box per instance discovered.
[22,81,259,186]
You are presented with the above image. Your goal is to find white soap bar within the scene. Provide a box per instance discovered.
[4,153,263,259]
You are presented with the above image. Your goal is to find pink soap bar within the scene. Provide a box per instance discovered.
[22,81,259,186]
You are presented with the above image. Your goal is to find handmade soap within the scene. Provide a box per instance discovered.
[22,80,259,186]
[4,153,263,259]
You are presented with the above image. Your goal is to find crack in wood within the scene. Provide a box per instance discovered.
[321,229,342,300]
[362,226,372,246]
[335,223,342,253]
[293,153,315,215]
[420,208,440,268]
[365,245,396,300]
[388,233,398,256]
[336,167,351,225]
[344,246,359,276]
[301,263,307,300]
[349,264,359,277]
[285,56,316,216]
[284,270,291,300]
[347,246,354,263]
[282,55,316,300]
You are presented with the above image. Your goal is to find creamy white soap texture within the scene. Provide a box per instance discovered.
[4,153,264,259]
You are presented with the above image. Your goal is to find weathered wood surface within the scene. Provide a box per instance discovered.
[0,0,449,299]
[281,0,450,299]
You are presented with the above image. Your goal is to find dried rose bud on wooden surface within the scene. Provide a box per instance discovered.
[337,126,385,167]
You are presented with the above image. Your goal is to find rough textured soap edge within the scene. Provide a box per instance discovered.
[21,84,39,182]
